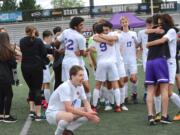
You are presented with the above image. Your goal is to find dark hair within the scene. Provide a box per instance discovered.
[69,65,83,79]
[92,22,98,33]
[42,30,53,39]
[70,17,84,29]
[146,17,153,24]
[103,21,113,29]
[53,26,62,35]
[95,24,104,34]
[161,14,175,28]
[152,14,160,26]
[25,25,36,40]
[0,32,15,61]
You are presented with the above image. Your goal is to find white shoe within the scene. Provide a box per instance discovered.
[104,105,113,111]
[100,98,105,103]
[121,105,128,111]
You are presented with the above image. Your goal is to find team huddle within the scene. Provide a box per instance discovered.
[0,13,179,135]
[45,14,180,135]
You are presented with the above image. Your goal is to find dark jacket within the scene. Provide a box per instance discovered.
[0,58,17,84]
[20,37,47,70]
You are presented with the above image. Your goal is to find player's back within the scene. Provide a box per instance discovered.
[62,29,85,59]
[93,40,117,64]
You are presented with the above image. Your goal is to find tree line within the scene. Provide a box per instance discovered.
[0,0,85,12]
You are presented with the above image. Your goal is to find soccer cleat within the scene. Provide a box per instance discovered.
[173,111,180,121]
[121,104,128,111]
[114,106,121,112]
[3,115,17,123]
[160,115,172,124]
[104,105,113,111]
[63,129,74,135]
[154,113,161,122]
[148,115,157,126]
[29,111,36,118]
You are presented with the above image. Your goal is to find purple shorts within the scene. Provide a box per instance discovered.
[145,58,169,85]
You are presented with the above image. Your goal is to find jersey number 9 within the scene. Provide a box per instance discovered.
[100,43,107,52]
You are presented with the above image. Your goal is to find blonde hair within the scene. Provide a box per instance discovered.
[120,16,128,23]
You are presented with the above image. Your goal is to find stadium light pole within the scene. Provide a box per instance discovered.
[89,0,94,18]
[150,0,154,16]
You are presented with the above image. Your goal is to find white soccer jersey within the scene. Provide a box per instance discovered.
[109,31,124,62]
[47,80,87,112]
[57,28,86,65]
[164,28,177,60]
[137,29,148,57]
[119,31,137,63]
[91,33,117,64]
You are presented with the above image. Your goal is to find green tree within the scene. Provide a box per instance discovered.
[0,0,17,11]
[18,0,41,10]
[51,0,84,8]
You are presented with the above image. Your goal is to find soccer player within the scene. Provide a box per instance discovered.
[145,14,171,125]
[119,17,138,104]
[46,65,100,135]
[137,17,153,103]
[42,30,54,104]
[52,26,64,90]
[57,17,91,102]
[90,23,121,112]
[95,21,128,111]
[147,14,180,121]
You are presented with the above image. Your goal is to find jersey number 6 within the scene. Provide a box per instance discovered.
[100,43,107,52]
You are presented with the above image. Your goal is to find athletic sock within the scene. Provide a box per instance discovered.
[108,89,114,105]
[124,83,128,98]
[67,117,88,131]
[120,86,126,104]
[114,88,121,106]
[55,120,68,135]
[44,89,51,103]
[154,96,162,114]
[170,92,180,108]
[93,89,100,107]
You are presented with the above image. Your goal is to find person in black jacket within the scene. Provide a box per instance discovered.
[0,32,17,123]
[52,26,64,90]
[20,26,47,121]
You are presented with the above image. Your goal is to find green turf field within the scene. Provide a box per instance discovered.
[0,64,180,135]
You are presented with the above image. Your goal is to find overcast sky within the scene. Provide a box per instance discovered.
[17,0,178,9]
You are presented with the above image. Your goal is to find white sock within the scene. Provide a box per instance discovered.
[86,92,91,103]
[154,96,161,114]
[114,89,121,106]
[120,86,126,104]
[44,89,51,103]
[55,120,68,135]
[108,89,114,105]
[170,92,180,108]
[131,82,138,94]
[67,117,88,131]
[124,83,128,98]
[93,89,100,107]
